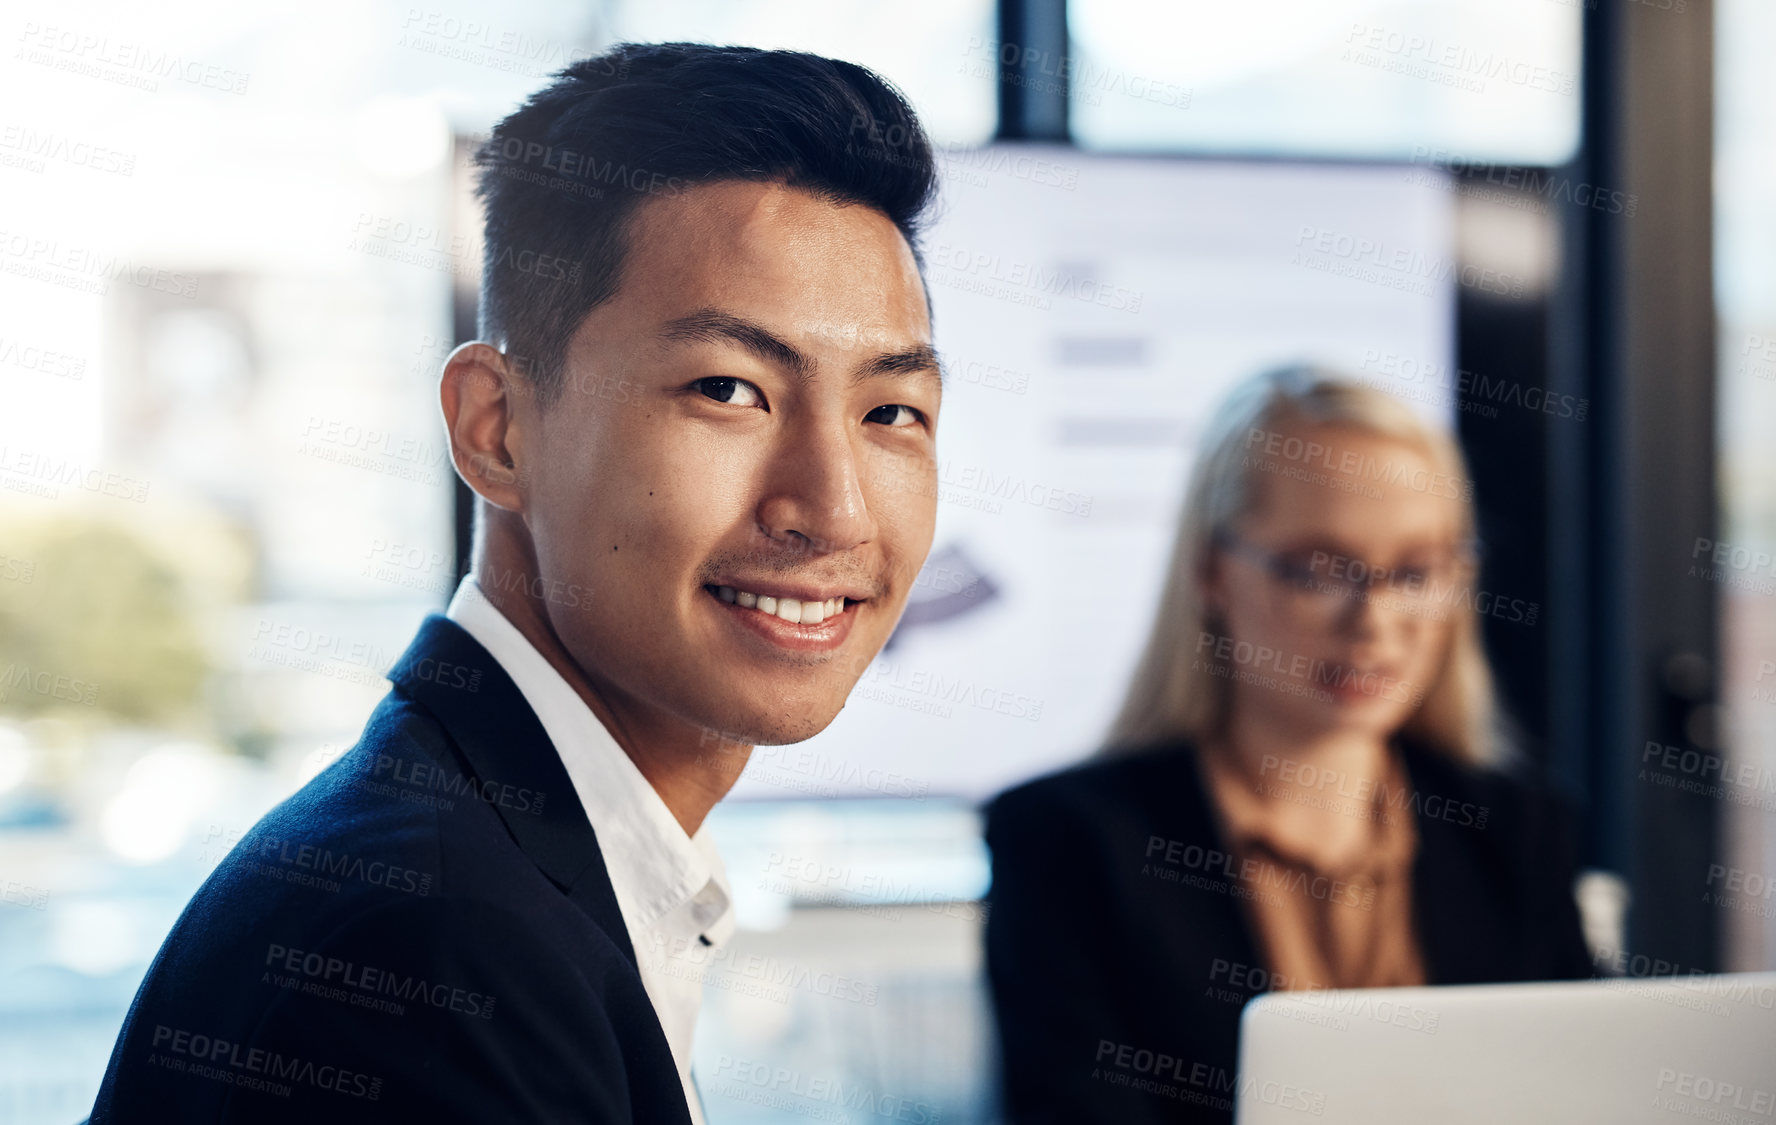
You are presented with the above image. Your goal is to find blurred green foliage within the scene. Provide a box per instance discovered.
[0,515,212,726]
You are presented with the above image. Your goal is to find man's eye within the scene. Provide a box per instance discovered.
[865,404,923,428]
[1276,561,1319,589]
[694,377,764,408]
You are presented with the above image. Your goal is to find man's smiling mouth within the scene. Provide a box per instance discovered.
[703,583,860,625]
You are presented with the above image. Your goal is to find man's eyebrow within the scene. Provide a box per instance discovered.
[658,307,942,390]
[658,308,812,382]
[852,343,943,390]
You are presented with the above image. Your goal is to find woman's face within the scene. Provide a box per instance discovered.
[1203,421,1470,744]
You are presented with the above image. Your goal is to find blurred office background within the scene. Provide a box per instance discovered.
[0,0,1769,1120]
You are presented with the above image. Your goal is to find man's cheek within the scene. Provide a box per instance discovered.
[528,442,656,617]
[867,454,937,520]
[867,467,938,596]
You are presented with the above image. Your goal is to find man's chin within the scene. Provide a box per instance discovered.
[732,711,840,748]
[689,693,847,749]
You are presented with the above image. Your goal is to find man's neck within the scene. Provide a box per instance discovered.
[469,547,751,837]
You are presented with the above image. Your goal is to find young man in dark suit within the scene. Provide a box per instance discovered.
[90,42,943,1123]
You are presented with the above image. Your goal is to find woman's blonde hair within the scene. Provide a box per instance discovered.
[1103,365,1508,768]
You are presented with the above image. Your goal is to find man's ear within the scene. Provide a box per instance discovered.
[440,341,527,512]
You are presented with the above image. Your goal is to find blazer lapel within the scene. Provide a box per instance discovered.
[1403,746,1507,983]
[386,613,638,968]
[1163,745,1268,991]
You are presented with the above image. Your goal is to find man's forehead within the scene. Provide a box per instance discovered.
[602,181,931,354]
[789,316,929,354]
[630,180,902,257]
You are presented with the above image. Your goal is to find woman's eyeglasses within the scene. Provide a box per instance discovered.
[1213,529,1482,625]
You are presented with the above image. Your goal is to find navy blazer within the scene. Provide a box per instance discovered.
[983,740,1596,1125]
[90,614,691,1123]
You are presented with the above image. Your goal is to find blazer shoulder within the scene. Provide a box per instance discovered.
[1403,742,1583,868]
[284,677,536,851]
[242,691,455,859]
[985,741,1198,839]
[203,684,539,947]
[1404,742,1574,817]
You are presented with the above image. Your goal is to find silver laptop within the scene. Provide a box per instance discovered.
[1235,973,1776,1124]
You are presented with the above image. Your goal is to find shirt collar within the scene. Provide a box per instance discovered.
[445,576,734,946]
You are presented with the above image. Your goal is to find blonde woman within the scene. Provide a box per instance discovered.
[983,367,1593,1125]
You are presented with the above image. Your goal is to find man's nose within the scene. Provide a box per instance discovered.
[754,422,876,557]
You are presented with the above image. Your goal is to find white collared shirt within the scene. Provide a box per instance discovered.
[445,576,735,1125]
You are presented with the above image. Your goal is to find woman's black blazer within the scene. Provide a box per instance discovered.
[982,739,1596,1125]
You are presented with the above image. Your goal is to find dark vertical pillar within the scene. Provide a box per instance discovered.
[1455,263,1553,767]
[1582,0,1719,969]
[996,0,1069,142]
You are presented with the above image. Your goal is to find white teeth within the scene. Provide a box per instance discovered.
[713,585,852,623]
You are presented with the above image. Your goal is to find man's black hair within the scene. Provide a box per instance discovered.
[473,42,940,406]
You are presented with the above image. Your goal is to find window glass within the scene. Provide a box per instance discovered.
[1069,0,1581,163]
